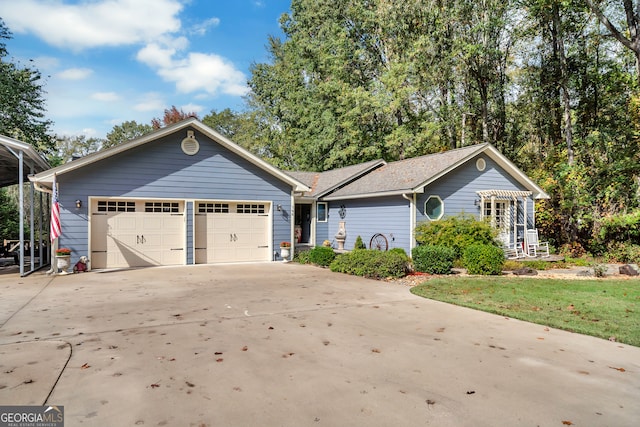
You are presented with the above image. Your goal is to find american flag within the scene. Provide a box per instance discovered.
[50,174,61,242]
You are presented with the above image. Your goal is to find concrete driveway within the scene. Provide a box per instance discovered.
[0,263,638,426]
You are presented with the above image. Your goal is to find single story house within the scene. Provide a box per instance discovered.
[30,118,549,269]
[288,143,550,255]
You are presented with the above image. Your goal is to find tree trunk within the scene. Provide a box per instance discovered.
[553,2,575,165]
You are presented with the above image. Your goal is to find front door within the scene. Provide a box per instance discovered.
[484,200,512,245]
[294,204,312,244]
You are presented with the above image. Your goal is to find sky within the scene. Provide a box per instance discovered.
[1,0,289,139]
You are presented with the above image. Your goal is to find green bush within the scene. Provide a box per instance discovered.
[329,249,409,279]
[354,235,366,250]
[389,247,408,257]
[294,249,311,264]
[414,215,498,258]
[604,242,640,263]
[308,246,336,267]
[463,244,505,275]
[412,245,456,274]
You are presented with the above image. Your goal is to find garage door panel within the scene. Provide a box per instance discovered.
[91,200,185,269]
[195,202,270,264]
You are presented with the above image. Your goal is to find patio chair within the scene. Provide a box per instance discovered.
[526,229,550,257]
[503,242,524,259]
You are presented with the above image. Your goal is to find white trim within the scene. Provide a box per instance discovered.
[425,195,444,221]
[29,119,311,193]
[317,202,328,222]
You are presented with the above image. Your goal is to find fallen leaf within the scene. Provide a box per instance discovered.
[216,358,224,362]
[466,391,475,395]
[371,348,381,353]
[81,363,90,369]
[537,337,545,340]
[185,381,195,388]
[150,383,160,388]
[268,326,274,330]
[566,304,575,311]
[426,399,436,405]
[436,327,445,333]
[214,352,223,355]
[544,327,550,331]
[609,366,626,372]
[562,421,573,425]
[241,346,248,351]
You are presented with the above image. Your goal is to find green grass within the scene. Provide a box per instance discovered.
[410,277,640,347]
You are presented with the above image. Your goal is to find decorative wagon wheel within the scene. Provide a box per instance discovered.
[369,233,389,251]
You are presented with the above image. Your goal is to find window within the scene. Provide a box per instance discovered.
[97,200,135,212]
[476,158,486,171]
[425,196,444,220]
[317,202,327,222]
[145,202,180,213]
[198,203,229,213]
[237,204,266,214]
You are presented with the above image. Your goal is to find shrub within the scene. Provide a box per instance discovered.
[463,244,505,275]
[354,235,366,250]
[414,215,498,258]
[412,245,456,274]
[294,249,311,265]
[329,249,409,279]
[308,246,336,267]
[389,247,408,257]
[604,242,640,263]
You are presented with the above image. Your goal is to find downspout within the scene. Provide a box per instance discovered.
[402,193,415,255]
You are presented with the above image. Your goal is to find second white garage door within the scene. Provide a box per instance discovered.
[194,202,270,263]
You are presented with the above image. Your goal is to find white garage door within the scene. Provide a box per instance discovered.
[194,202,270,263]
[91,200,185,269]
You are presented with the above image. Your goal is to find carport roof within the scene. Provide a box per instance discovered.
[0,134,50,187]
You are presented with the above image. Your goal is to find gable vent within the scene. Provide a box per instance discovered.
[181,130,200,155]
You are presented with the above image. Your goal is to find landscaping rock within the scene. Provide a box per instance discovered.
[619,264,639,276]
[513,267,537,276]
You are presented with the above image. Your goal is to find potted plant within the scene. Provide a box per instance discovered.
[280,242,291,262]
[55,248,72,273]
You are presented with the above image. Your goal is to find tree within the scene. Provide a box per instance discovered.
[151,105,199,129]
[585,0,640,84]
[0,188,20,239]
[50,135,103,166]
[0,19,54,152]
[104,120,152,149]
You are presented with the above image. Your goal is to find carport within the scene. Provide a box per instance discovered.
[0,134,51,276]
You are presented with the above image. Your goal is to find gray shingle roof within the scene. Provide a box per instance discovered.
[325,144,487,199]
[287,159,384,197]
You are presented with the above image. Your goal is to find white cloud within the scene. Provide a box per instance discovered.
[92,92,120,102]
[138,47,249,97]
[57,68,94,80]
[2,0,183,50]
[181,103,204,114]
[134,93,166,112]
[191,17,221,36]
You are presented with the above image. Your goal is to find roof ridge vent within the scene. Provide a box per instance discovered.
[181,130,200,155]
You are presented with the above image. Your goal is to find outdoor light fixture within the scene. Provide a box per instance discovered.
[75,199,82,209]
[277,204,282,212]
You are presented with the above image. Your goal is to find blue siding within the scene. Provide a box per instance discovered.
[56,128,293,261]
[417,154,535,243]
[325,197,411,253]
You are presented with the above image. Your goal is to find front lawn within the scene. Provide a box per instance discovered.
[410,277,640,347]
